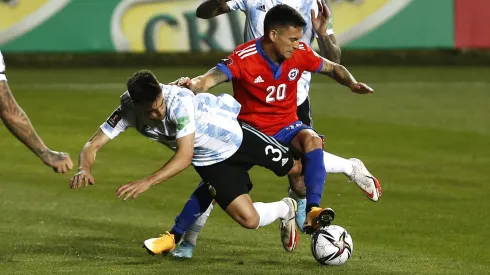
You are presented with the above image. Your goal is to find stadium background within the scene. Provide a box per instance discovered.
[0,0,489,274]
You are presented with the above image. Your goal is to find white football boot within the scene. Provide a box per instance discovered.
[347,158,382,201]
[279,198,299,252]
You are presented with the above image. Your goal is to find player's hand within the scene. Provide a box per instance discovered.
[170,77,192,88]
[40,149,73,173]
[69,170,95,189]
[350,82,374,94]
[116,179,152,200]
[311,0,331,37]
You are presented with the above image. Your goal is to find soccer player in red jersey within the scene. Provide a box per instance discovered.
[185,3,373,226]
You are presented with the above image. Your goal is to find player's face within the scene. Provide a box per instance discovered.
[273,26,303,60]
[142,94,166,121]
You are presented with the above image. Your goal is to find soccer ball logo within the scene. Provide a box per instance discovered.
[311,225,354,266]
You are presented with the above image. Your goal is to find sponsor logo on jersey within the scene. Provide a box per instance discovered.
[254,75,264,83]
[288,68,299,81]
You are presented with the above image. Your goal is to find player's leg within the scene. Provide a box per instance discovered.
[225,194,298,252]
[229,122,301,251]
[172,182,254,258]
[287,128,335,233]
[296,97,381,201]
[288,150,381,204]
[196,162,299,252]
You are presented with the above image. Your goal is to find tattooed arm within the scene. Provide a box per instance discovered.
[174,67,229,94]
[0,80,73,172]
[317,34,341,63]
[318,58,374,94]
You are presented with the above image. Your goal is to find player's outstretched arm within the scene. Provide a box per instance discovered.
[318,58,374,94]
[0,80,73,173]
[116,133,195,200]
[184,67,229,94]
[196,0,231,19]
[70,129,110,189]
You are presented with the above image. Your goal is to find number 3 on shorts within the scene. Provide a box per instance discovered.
[265,145,282,162]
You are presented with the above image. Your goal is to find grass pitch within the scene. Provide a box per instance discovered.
[0,66,489,274]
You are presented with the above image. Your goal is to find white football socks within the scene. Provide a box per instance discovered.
[253,201,289,228]
[182,203,214,246]
[323,151,354,175]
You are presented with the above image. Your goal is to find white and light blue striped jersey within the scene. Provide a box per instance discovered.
[0,51,6,81]
[226,0,335,105]
[100,84,244,166]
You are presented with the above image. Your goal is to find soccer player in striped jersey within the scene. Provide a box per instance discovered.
[69,70,305,253]
[0,50,73,173]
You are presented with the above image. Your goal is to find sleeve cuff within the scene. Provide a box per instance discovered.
[176,128,196,139]
[100,124,117,139]
[0,74,6,81]
[216,63,232,81]
[315,60,324,73]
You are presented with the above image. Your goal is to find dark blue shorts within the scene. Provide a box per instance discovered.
[272,120,313,144]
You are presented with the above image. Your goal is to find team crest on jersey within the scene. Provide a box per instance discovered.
[288,68,299,81]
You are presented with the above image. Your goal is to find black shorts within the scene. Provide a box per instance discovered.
[297,97,313,127]
[194,121,297,209]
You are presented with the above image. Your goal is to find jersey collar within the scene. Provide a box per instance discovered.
[256,38,283,80]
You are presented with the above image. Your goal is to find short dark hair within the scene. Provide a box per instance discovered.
[264,4,306,35]
[126,70,161,105]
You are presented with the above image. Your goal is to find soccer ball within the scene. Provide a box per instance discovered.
[311,225,354,265]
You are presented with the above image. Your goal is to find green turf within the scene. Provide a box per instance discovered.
[0,66,489,274]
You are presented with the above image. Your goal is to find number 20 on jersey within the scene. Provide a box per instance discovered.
[266,84,287,103]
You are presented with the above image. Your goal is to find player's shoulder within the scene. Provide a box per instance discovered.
[120,91,132,106]
[294,42,314,56]
[298,42,311,51]
[162,83,194,101]
[162,84,195,114]
[240,0,259,8]
[232,38,260,62]
[290,42,317,64]
[234,38,258,53]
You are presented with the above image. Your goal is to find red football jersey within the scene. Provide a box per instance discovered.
[217,38,323,136]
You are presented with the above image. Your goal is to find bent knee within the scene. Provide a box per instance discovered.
[303,133,323,152]
[238,213,260,229]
